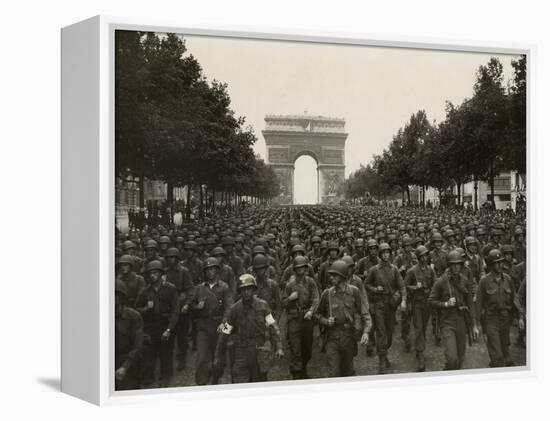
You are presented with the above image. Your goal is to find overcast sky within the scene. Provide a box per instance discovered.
[178,34,519,203]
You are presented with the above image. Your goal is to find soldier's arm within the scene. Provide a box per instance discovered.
[281,283,292,309]
[475,278,486,324]
[404,268,416,291]
[364,267,377,294]
[272,281,282,318]
[167,286,180,331]
[308,278,320,313]
[314,290,329,325]
[121,312,144,371]
[428,280,447,309]
[264,304,283,353]
[134,287,148,314]
[214,306,234,360]
[356,288,372,334]
[395,267,406,301]
[223,284,235,320]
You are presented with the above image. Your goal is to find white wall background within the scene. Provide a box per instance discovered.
[0,0,548,419]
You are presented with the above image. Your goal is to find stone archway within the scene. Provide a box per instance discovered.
[262,113,348,205]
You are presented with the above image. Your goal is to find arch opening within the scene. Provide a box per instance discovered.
[293,155,318,204]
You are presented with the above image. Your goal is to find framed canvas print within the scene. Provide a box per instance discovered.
[61,15,533,405]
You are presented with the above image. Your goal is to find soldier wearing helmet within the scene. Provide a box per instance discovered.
[443,229,457,252]
[352,238,366,262]
[394,236,418,353]
[234,235,252,268]
[122,240,144,273]
[115,279,144,390]
[191,257,234,385]
[307,235,322,265]
[500,244,521,291]
[339,231,355,257]
[282,255,320,380]
[222,236,245,280]
[251,254,281,320]
[464,236,484,285]
[214,274,284,383]
[135,260,179,387]
[365,242,407,374]
[280,244,315,289]
[158,235,172,258]
[429,232,447,279]
[181,241,204,286]
[246,245,278,284]
[164,247,194,371]
[428,250,479,371]
[116,254,145,308]
[476,249,524,367]
[142,239,166,272]
[314,260,371,377]
[211,247,237,295]
[404,245,436,371]
[318,241,341,291]
[341,255,368,302]
[512,226,526,264]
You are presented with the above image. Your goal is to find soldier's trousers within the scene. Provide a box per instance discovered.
[441,312,466,370]
[176,312,191,362]
[287,316,313,375]
[142,328,175,385]
[231,344,265,383]
[373,299,397,356]
[485,311,512,367]
[195,321,224,385]
[325,328,356,377]
[400,305,411,343]
[412,301,431,353]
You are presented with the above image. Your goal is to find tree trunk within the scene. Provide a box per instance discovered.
[138,174,145,208]
[489,164,496,208]
[167,181,174,206]
[422,185,426,207]
[474,179,479,211]
[199,185,204,219]
[185,184,192,220]
[406,186,410,205]
[456,182,461,207]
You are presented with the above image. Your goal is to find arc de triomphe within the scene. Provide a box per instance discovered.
[262,114,348,205]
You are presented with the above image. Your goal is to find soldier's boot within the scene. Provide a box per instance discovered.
[378,356,387,374]
[417,352,425,372]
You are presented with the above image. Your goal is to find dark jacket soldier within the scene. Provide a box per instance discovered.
[252,254,282,321]
[214,274,284,383]
[315,260,371,377]
[115,279,144,390]
[428,250,479,371]
[191,257,234,385]
[135,260,179,387]
[476,249,524,367]
[117,254,145,308]
[282,255,320,379]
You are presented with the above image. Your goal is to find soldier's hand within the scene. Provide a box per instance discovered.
[161,329,171,341]
[275,349,284,359]
[376,286,384,292]
[448,297,456,306]
[327,316,335,327]
[360,333,369,346]
[216,323,225,333]
[147,300,154,309]
[416,282,422,289]
[400,300,407,311]
[115,367,127,382]
[472,325,480,340]
[181,304,189,313]
[197,300,205,310]
[304,310,313,320]
[399,265,406,272]
[289,291,299,301]
[519,319,525,330]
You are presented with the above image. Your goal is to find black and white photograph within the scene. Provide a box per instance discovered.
[114,29,527,391]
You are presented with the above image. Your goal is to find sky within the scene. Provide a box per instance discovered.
[176,34,520,202]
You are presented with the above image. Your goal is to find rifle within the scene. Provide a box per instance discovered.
[460,306,474,347]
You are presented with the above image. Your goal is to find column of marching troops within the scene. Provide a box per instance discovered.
[114,206,527,390]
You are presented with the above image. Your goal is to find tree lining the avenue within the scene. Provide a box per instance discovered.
[342,56,527,210]
[115,31,280,218]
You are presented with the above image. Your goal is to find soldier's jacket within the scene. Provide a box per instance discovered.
[394,251,418,277]
[365,261,406,303]
[181,257,203,285]
[348,274,368,304]
[117,272,145,308]
[339,244,354,257]
[135,280,179,332]
[351,251,366,263]
[512,240,526,264]
[502,262,521,292]
[255,278,282,320]
[428,272,474,323]
[318,258,338,291]
[191,279,233,325]
[247,264,278,285]
[220,263,237,296]
[282,275,320,318]
[405,263,436,302]
[115,306,144,370]
[430,248,448,277]
[315,284,372,335]
[217,297,282,351]
[464,253,484,283]
[355,255,379,280]
[226,253,245,278]
[476,272,524,319]
[165,264,194,307]
[235,250,251,270]
[307,249,322,268]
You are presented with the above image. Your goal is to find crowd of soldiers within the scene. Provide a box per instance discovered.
[115,205,527,390]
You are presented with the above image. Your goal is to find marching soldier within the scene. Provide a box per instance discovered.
[477,249,524,367]
[404,245,436,371]
[318,242,340,291]
[251,254,282,320]
[181,241,203,285]
[315,260,371,377]
[191,257,234,385]
[117,254,145,308]
[282,255,320,379]
[115,279,144,390]
[214,274,284,383]
[428,251,479,371]
[394,236,417,352]
[365,243,407,374]
[135,260,179,387]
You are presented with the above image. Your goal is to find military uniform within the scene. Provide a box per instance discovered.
[282,274,320,379]
[191,279,233,385]
[315,284,371,377]
[115,306,144,390]
[216,296,282,383]
[117,271,145,308]
[477,271,524,367]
